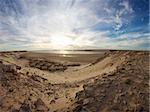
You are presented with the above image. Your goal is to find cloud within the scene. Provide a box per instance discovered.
[113,0,133,31]
[0,0,148,51]
[119,1,133,14]
[0,0,109,50]
[107,32,149,50]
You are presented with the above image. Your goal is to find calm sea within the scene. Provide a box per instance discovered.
[32,50,106,55]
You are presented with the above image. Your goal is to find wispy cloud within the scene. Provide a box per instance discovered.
[0,0,149,51]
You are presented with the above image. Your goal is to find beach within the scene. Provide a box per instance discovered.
[0,50,149,112]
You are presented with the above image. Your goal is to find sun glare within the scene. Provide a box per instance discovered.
[51,34,73,49]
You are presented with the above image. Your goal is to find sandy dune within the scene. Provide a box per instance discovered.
[0,50,149,112]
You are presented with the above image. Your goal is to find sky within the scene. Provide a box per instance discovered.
[0,0,149,51]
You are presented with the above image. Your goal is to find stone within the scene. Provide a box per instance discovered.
[16,66,21,70]
[124,79,132,85]
[41,66,47,70]
[8,88,14,92]
[83,99,90,105]
[19,100,31,112]
[11,108,19,112]
[85,90,93,97]
[34,98,48,112]
[2,64,16,73]
[50,100,56,104]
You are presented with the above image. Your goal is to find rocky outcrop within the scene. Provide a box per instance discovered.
[17,98,48,112]
[0,51,149,112]
[0,61,51,112]
[73,51,149,112]
[34,98,49,112]
[19,100,31,112]
[29,59,67,72]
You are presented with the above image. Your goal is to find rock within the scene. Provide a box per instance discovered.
[11,108,19,112]
[121,68,125,70]
[0,60,3,64]
[73,105,83,112]
[8,88,14,92]
[19,100,31,112]
[124,79,132,85]
[136,105,145,112]
[83,98,94,105]
[26,71,29,75]
[83,99,89,105]
[85,87,94,97]
[105,84,110,88]
[16,66,21,70]
[29,59,67,72]
[107,73,115,76]
[123,100,127,105]
[67,63,80,67]
[34,98,48,112]
[41,66,47,70]
[75,90,85,100]
[50,100,56,104]
[54,93,59,100]
[118,89,122,93]
[2,64,17,73]
[29,63,35,67]
[46,90,54,95]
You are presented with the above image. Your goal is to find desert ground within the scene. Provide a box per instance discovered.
[0,50,149,112]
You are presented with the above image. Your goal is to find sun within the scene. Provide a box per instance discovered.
[51,34,74,49]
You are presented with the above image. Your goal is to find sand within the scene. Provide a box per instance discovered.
[0,50,149,112]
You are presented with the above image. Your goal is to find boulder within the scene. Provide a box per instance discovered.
[34,98,48,112]
[2,64,17,74]
[19,100,31,112]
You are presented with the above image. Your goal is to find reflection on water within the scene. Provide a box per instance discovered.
[34,50,105,55]
[59,50,69,54]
